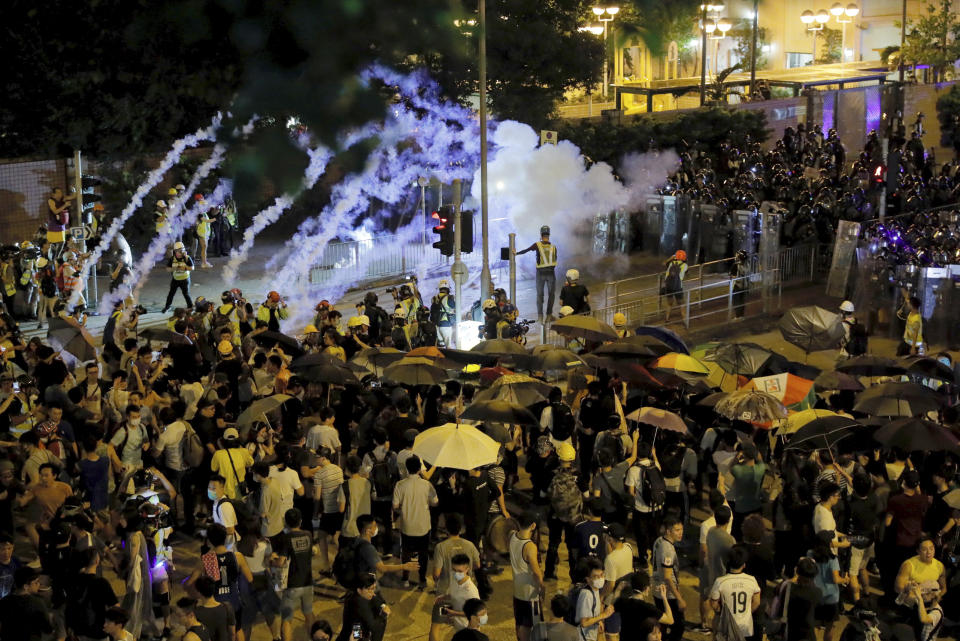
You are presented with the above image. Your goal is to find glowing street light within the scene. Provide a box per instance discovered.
[699,3,731,104]
[588,6,620,98]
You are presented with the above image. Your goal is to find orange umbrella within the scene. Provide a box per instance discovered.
[742,373,816,410]
[408,346,445,359]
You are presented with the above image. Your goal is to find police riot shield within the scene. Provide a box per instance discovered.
[732,210,756,255]
[644,197,663,254]
[825,220,861,298]
[759,210,782,311]
[659,196,678,256]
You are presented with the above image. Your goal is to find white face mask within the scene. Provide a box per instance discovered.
[478,614,488,626]
[129,418,141,427]
[454,571,466,582]
[591,578,605,590]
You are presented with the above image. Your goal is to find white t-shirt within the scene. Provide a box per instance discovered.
[306,423,340,453]
[813,503,837,536]
[269,466,303,513]
[156,420,187,471]
[625,460,658,513]
[213,497,239,548]
[446,577,480,630]
[710,573,761,637]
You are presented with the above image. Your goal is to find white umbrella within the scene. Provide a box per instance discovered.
[412,422,501,470]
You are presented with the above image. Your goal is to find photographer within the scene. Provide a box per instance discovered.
[256,292,288,333]
[430,281,455,347]
[480,300,500,340]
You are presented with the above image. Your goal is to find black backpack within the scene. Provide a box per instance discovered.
[562,583,594,626]
[665,260,683,289]
[639,463,667,509]
[211,304,236,332]
[370,453,395,499]
[332,538,361,588]
[847,321,868,356]
[550,403,575,441]
[216,497,259,536]
[39,267,58,298]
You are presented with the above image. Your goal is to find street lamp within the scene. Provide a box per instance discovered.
[801,9,828,64]
[829,2,858,61]
[591,6,620,98]
[699,3,729,105]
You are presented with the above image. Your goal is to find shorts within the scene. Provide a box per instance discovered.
[281,585,313,620]
[321,511,344,535]
[814,602,839,625]
[47,230,66,244]
[849,543,874,575]
[513,598,540,628]
[605,612,622,634]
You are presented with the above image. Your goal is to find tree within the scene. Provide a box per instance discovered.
[816,27,842,64]
[422,0,604,130]
[730,19,769,71]
[900,0,960,81]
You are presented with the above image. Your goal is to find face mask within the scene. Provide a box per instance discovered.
[478,614,488,626]
[591,578,605,590]
[454,571,466,582]
[129,418,141,427]
[207,489,217,500]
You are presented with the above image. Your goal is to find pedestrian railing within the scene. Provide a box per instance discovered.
[308,236,447,286]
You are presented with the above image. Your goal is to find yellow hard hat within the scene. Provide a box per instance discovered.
[613,312,627,327]
[168,188,178,196]
[304,324,319,334]
[556,442,576,462]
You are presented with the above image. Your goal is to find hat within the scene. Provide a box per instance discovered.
[168,188,178,196]
[267,291,281,303]
[175,184,186,191]
[675,250,687,261]
[36,257,48,268]
[304,324,319,334]
[93,203,104,211]
[556,441,576,462]
[173,241,185,251]
[438,279,450,290]
[217,340,234,355]
[613,312,626,327]
[223,428,239,441]
[840,300,855,313]
[347,316,363,328]
[607,522,627,541]
[156,200,167,209]
[357,315,369,326]
[740,439,758,459]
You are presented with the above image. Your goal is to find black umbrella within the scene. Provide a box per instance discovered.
[874,418,960,452]
[778,306,845,353]
[252,331,303,356]
[459,400,539,425]
[704,342,779,377]
[439,348,499,367]
[836,356,907,377]
[854,382,944,417]
[299,364,360,386]
[902,356,956,383]
[634,326,689,354]
[814,370,865,392]
[591,342,657,359]
[141,327,193,345]
[48,326,97,362]
[786,415,863,451]
[290,352,342,370]
[471,339,528,355]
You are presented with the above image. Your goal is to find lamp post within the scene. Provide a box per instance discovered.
[479,0,491,302]
[830,2,858,62]
[801,9,829,63]
[698,3,726,106]
[749,0,759,95]
[592,6,620,98]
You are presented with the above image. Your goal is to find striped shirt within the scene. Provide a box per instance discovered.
[313,463,344,513]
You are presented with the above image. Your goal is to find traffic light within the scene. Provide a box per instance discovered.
[431,208,454,256]
[459,210,474,253]
[81,175,103,211]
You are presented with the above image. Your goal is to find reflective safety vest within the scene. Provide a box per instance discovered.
[535,241,557,268]
[1,265,15,297]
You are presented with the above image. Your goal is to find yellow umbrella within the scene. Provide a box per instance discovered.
[705,361,739,392]
[412,423,501,470]
[652,353,710,375]
[777,409,843,435]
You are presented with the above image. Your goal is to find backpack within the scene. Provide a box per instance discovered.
[370,453,395,499]
[765,579,792,639]
[216,497,259,536]
[180,423,205,468]
[847,321,868,356]
[550,403,575,441]
[55,263,67,292]
[713,596,747,641]
[549,470,583,524]
[665,260,683,290]
[212,304,236,331]
[332,537,361,588]
[562,583,594,626]
[638,463,667,509]
[39,268,58,298]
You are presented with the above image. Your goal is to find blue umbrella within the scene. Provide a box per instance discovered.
[635,326,689,354]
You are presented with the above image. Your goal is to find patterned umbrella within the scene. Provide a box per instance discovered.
[715,389,788,423]
[743,373,816,411]
[777,409,844,435]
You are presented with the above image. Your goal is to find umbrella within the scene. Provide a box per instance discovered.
[703,361,740,393]
[459,400,539,425]
[634,326,689,354]
[440,348,499,367]
[48,326,97,362]
[786,415,864,451]
[140,327,193,345]
[534,349,585,371]
[715,389,788,423]
[616,335,676,357]
[550,316,618,342]
[612,364,671,388]
[591,342,656,359]
[473,374,553,405]
[836,356,907,377]
[703,342,779,377]
[943,489,960,510]
[237,394,292,434]
[626,407,689,434]
[651,353,710,375]
[874,418,960,452]
[902,356,956,383]
[696,392,729,407]
[298,365,360,386]
[383,359,447,386]
[778,306,845,352]
[408,346,445,359]
[412,423,501,469]
[290,352,344,370]
[252,331,303,356]
[471,339,528,355]
[853,394,941,418]
[814,370,865,392]
[778,409,844,435]
[743,373,816,410]
[351,347,404,374]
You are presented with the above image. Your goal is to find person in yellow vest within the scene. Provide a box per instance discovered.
[516,225,557,323]
[898,289,924,356]
[162,241,194,313]
[256,291,289,332]
[155,200,169,233]
[662,250,688,322]
[0,254,17,313]
[195,209,213,268]
[613,312,630,338]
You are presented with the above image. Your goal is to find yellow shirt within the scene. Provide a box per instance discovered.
[904,555,943,585]
[904,311,923,346]
[210,447,254,499]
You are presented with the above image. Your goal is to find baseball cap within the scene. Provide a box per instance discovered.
[607,522,627,541]
[902,469,920,488]
[223,428,239,441]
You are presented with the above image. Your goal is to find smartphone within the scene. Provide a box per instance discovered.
[439,606,449,616]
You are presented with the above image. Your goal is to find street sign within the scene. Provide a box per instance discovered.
[451,260,468,283]
[69,225,93,240]
[540,130,558,146]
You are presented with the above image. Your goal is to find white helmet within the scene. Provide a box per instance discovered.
[613,312,627,327]
[173,241,185,251]
[566,269,579,282]
[839,300,855,313]
[156,200,167,209]
[438,279,450,290]
[559,306,575,317]
[482,299,497,311]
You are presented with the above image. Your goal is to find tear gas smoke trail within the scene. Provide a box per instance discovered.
[221,143,333,282]
[101,144,228,313]
[71,116,221,309]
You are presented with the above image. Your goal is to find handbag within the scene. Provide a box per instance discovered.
[226,448,251,498]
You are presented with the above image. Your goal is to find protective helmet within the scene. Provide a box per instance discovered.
[173,241,185,251]
[21,241,32,249]
[217,340,234,356]
[302,326,319,335]
[482,299,497,311]
[438,279,450,291]
[156,200,167,209]
[399,284,413,299]
[566,269,579,281]
[36,257,48,268]
[675,250,687,261]
[347,316,364,328]
[357,315,369,326]
[394,307,406,318]
[540,225,551,236]
[559,305,575,317]
[267,291,281,303]
[168,188,178,196]
[175,184,186,191]
[93,203,104,211]
[839,300,855,313]
[735,249,748,261]
[613,312,627,327]
[221,290,234,302]
[315,300,330,311]
[556,442,576,462]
